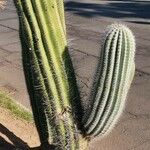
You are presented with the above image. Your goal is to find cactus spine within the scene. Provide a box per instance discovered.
[14,0,135,149]
[83,24,135,136]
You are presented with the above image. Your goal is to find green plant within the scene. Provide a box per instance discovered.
[83,24,135,137]
[0,91,33,121]
[14,1,135,150]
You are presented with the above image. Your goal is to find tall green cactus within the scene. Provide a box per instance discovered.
[14,0,85,149]
[14,0,135,149]
[83,24,135,137]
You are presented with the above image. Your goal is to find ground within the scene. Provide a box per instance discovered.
[0,0,150,150]
[0,107,39,149]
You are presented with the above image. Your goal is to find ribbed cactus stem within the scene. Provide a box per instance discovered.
[83,24,135,137]
[14,0,85,149]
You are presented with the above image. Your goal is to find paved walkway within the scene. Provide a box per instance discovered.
[0,0,150,149]
[0,1,30,108]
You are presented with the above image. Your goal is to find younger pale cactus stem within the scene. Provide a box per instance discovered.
[83,24,135,137]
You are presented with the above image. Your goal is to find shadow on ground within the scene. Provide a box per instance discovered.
[65,0,150,21]
[0,123,29,149]
[0,123,55,150]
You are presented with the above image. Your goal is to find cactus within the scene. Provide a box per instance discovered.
[83,24,135,136]
[14,0,135,149]
[14,0,85,149]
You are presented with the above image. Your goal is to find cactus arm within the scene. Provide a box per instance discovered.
[89,30,124,136]
[85,30,120,135]
[99,29,135,136]
[83,24,135,137]
[92,30,127,136]
[83,29,117,129]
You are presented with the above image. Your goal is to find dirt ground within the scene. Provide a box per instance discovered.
[0,107,40,149]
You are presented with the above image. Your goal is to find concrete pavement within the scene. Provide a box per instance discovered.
[0,1,30,109]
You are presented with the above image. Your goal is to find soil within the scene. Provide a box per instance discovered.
[0,107,40,150]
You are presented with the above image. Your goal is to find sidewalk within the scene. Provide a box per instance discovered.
[0,0,150,149]
[0,1,30,109]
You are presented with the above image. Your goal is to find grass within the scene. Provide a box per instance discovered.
[0,91,33,122]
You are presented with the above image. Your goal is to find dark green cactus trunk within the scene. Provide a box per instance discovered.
[14,0,85,149]
[83,24,135,137]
